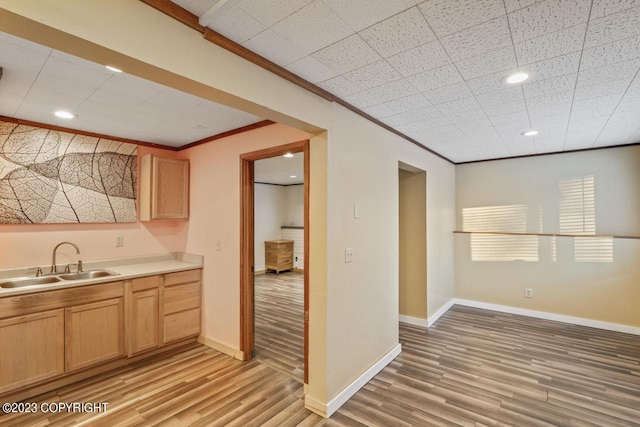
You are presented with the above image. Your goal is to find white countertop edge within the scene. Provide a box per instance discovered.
[0,253,203,297]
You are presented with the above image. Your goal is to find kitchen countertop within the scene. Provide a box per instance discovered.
[0,253,203,297]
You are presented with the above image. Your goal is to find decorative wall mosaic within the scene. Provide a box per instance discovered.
[0,120,137,223]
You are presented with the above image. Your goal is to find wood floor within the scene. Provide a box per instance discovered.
[254,272,305,381]
[2,272,639,426]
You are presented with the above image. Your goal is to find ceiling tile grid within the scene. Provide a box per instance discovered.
[180,0,640,161]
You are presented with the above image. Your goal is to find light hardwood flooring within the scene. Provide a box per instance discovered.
[2,272,639,426]
[254,272,305,381]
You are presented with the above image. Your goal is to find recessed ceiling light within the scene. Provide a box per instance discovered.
[503,72,529,84]
[54,111,77,119]
[283,153,294,158]
[521,130,539,136]
[105,65,123,73]
[289,175,297,178]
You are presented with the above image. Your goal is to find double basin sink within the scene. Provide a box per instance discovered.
[0,270,119,289]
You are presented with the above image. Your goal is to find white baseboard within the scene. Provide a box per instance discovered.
[198,335,245,360]
[399,314,428,328]
[427,299,455,327]
[305,343,402,418]
[453,299,640,336]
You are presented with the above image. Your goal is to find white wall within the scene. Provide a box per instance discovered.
[455,145,640,327]
[254,183,287,272]
[284,185,304,226]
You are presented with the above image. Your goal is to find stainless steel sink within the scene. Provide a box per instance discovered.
[58,269,119,281]
[0,276,62,288]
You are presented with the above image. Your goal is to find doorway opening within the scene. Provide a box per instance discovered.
[240,140,309,383]
[398,162,427,325]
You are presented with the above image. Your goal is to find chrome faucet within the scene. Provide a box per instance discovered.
[51,242,83,274]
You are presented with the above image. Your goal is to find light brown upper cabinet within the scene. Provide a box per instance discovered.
[139,154,189,221]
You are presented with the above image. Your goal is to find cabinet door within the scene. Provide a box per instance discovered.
[139,155,189,221]
[129,288,160,355]
[65,298,125,372]
[0,310,64,394]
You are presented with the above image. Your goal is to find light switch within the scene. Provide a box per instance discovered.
[216,240,222,251]
[115,235,123,247]
[354,202,360,219]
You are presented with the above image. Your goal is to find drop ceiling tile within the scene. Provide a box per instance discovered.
[384,93,432,113]
[418,0,506,38]
[521,52,581,80]
[28,74,96,106]
[592,0,640,19]
[41,55,112,88]
[574,78,632,101]
[244,29,306,66]
[99,74,162,101]
[343,79,418,107]
[523,73,577,98]
[456,45,517,80]
[0,93,23,117]
[208,6,266,43]
[514,24,586,65]
[413,116,452,130]
[394,122,421,136]
[455,117,497,133]
[481,99,527,117]
[466,71,518,95]
[359,7,436,58]
[382,114,412,127]
[237,0,314,27]
[529,102,572,119]
[311,34,381,74]
[342,60,403,91]
[86,88,143,110]
[580,35,640,70]
[322,0,416,32]
[476,86,524,107]
[572,93,622,114]
[0,67,39,97]
[490,110,530,127]
[445,108,489,125]
[504,0,544,13]
[508,0,590,43]
[386,41,451,77]
[402,106,443,122]
[0,37,49,71]
[440,16,512,62]
[272,1,353,55]
[423,82,473,105]
[584,5,640,48]
[361,103,396,118]
[577,58,640,87]
[285,56,338,83]
[534,135,566,153]
[527,90,574,109]
[316,76,361,97]
[436,96,482,116]
[406,64,463,92]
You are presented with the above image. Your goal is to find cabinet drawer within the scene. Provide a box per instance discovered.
[164,282,201,315]
[132,275,161,292]
[163,308,200,343]
[164,269,201,287]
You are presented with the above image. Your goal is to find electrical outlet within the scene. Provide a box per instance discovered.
[345,247,354,263]
[525,288,533,298]
[115,235,123,247]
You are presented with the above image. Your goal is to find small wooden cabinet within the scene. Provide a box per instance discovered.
[0,310,64,394]
[163,269,202,344]
[139,154,189,221]
[128,275,161,356]
[265,240,294,274]
[65,298,125,372]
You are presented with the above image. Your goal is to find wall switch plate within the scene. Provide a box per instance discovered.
[353,202,360,219]
[216,240,221,251]
[525,288,533,298]
[115,235,123,247]
[345,247,354,263]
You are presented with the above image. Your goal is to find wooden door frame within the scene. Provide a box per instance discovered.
[240,139,310,383]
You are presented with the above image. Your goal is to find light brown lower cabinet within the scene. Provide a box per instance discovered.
[128,275,162,356]
[65,298,125,372]
[0,310,65,394]
[0,268,201,398]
